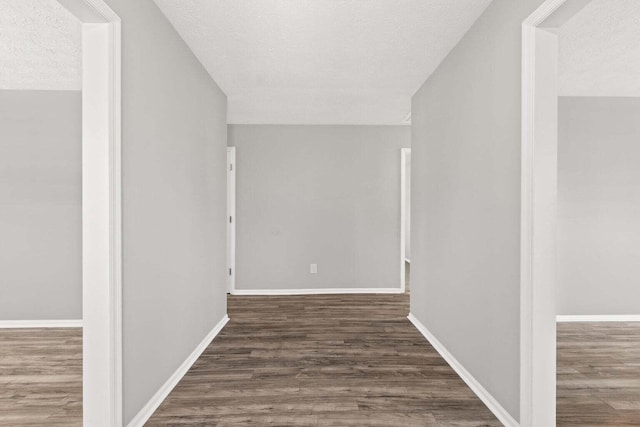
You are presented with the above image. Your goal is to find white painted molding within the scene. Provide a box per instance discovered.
[232,288,403,296]
[0,319,83,328]
[408,313,519,427]
[400,147,411,294]
[557,315,640,322]
[227,147,236,293]
[405,258,411,264]
[538,0,591,28]
[520,18,536,427]
[58,0,108,22]
[108,14,124,427]
[57,1,123,425]
[126,314,230,427]
[521,1,573,425]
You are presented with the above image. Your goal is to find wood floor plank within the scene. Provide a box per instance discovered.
[0,328,82,426]
[557,321,640,426]
[147,266,501,426]
[3,265,638,426]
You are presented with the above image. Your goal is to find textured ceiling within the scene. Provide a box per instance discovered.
[153,0,493,124]
[559,0,640,97]
[0,0,81,91]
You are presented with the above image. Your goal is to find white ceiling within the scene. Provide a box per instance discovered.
[3,1,637,111]
[0,0,81,91]
[559,0,640,97]
[153,0,493,125]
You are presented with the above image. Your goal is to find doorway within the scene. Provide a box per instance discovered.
[400,148,411,293]
[521,0,640,424]
[0,1,122,425]
[227,146,236,293]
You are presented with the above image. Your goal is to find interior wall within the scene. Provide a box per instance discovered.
[0,90,82,321]
[410,0,547,421]
[102,1,228,424]
[558,96,640,315]
[228,125,410,291]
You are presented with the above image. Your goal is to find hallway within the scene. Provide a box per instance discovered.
[147,266,501,425]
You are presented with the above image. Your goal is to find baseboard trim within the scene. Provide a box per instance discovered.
[407,313,519,427]
[126,314,230,427]
[0,319,83,328]
[231,288,403,296]
[557,314,640,322]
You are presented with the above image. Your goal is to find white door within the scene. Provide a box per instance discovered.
[400,148,411,293]
[227,147,236,293]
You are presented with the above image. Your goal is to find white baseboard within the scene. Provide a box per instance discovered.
[231,288,403,296]
[557,314,640,322]
[0,319,83,328]
[407,313,519,427]
[126,314,230,427]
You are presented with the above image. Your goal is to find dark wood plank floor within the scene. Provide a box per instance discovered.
[0,328,82,426]
[557,321,640,426]
[148,265,501,426]
[2,266,638,425]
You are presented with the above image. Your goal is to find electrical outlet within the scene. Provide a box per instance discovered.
[310,264,318,274]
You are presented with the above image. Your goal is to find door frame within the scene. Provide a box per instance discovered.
[57,0,123,425]
[227,147,236,293]
[400,148,411,293]
[520,1,592,425]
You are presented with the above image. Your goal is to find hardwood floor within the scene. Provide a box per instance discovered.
[2,268,638,425]
[557,321,640,426]
[147,265,501,426]
[0,328,82,426]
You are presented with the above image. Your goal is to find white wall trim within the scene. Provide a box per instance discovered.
[0,320,83,328]
[521,1,590,426]
[232,288,403,296]
[557,315,640,322]
[408,313,519,427]
[400,148,411,293]
[126,314,230,427]
[227,147,236,293]
[57,1,123,426]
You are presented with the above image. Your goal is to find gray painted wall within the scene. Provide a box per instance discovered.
[410,0,546,421]
[228,125,410,291]
[0,90,81,321]
[104,1,228,424]
[558,97,640,315]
